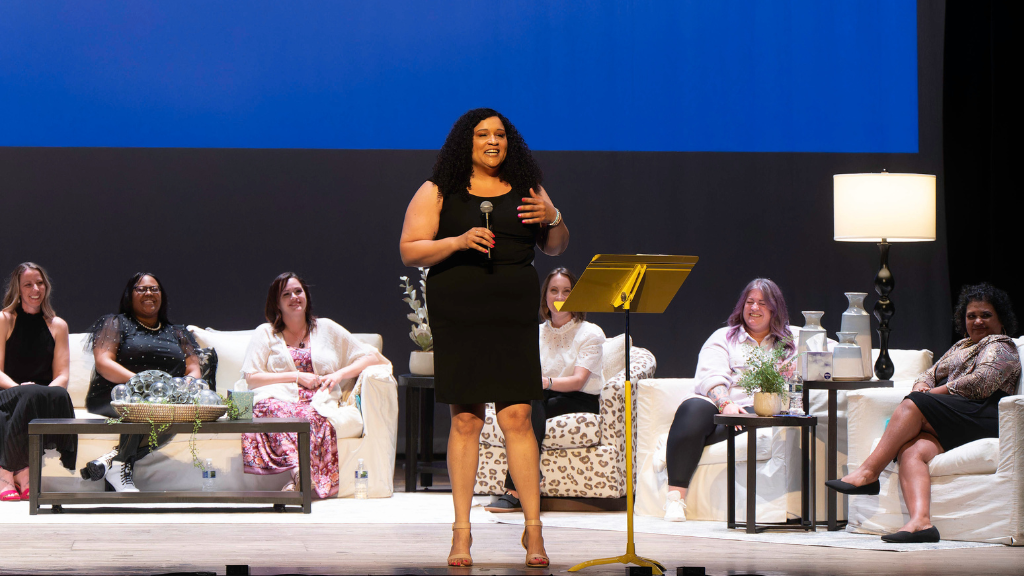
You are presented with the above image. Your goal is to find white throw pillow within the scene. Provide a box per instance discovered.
[601,333,633,381]
[871,348,934,381]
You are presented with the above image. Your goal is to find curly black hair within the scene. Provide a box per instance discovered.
[429,108,543,199]
[953,283,1018,337]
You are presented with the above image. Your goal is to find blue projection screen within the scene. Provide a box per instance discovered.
[0,1,918,152]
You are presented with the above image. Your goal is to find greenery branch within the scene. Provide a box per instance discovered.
[737,336,801,397]
[400,268,432,351]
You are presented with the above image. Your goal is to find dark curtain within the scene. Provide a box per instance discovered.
[943,0,1024,340]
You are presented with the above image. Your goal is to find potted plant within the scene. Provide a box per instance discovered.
[737,337,800,416]
[400,268,433,375]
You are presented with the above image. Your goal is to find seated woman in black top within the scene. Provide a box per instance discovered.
[0,262,75,501]
[80,272,201,492]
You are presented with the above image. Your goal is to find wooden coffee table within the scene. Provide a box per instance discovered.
[28,417,312,514]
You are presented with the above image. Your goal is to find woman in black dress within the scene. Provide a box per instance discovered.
[400,109,569,567]
[0,262,75,501]
[79,272,202,492]
[827,283,1021,543]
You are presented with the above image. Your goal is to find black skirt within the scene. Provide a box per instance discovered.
[906,390,1008,453]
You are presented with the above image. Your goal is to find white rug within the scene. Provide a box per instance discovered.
[487,511,999,553]
[0,492,1001,552]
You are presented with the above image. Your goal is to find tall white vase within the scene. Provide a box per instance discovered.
[840,292,873,379]
[798,311,827,378]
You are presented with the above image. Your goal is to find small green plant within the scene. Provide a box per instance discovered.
[400,268,432,351]
[147,419,171,449]
[738,336,800,397]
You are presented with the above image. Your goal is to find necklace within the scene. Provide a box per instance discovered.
[136,317,162,331]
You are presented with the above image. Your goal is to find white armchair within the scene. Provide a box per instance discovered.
[635,348,935,523]
[843,337,1024,545]
[41,326,398,498]
[475,334,656,498]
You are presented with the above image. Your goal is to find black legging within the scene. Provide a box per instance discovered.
[665,397,750,488]
[504,389,600,492]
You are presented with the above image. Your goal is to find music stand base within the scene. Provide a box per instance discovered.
[569,552,666,574]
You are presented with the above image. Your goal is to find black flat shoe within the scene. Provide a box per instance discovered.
[881,526,940,543]
[483,493,522,513]
[824,479,880,495]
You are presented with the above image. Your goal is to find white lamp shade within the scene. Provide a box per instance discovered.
[833,173,936,242]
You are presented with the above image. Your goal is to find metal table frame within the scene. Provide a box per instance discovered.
[397,374,447,491]
[28,417,312,514]
[714,413,817,534]
[802,379,893,530]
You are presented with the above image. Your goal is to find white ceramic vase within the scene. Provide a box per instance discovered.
[409,350,434,376]
[839,292,873,379]
[753,392,783,416]
[832,332,865,381]
[798,311,827,377]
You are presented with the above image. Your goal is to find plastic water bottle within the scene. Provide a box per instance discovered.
[354,458,369,499]
[202,458,217,492]
[788,377,804,415]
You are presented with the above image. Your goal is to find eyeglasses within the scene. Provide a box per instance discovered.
[134,286,161,295]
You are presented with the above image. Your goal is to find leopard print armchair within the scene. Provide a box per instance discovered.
[475,336,656,498]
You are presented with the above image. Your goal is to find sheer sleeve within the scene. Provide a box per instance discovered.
[573,322,606,376]
[948,339,1022,399]
[171,325,201,360]
[84,314,123,354]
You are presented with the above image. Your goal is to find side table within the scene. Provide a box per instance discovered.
[397,374,447,491]
[714,413,817,534]
[803,379,893,530]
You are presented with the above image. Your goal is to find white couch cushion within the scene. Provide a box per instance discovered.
[871,436,999,477]
[601,334,632,381]
[67,332,94,408]
[187,327,256,394]
[871,348,933,381]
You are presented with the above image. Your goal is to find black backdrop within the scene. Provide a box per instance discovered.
[2,4,953,454]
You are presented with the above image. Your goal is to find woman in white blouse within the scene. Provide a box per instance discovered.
[240,273,386,498]
[486,267,606,512]
[662,278,796,521]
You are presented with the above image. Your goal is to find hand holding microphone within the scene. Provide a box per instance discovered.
[480,201,494,259]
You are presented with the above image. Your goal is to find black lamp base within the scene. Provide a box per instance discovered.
[873,241,895,380]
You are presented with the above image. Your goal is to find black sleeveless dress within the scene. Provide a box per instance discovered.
[0,305,76,472]
[427,188,544,404]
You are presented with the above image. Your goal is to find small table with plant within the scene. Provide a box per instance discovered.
[27,417,313,515]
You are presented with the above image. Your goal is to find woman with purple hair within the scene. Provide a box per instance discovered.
[662,278,797,522]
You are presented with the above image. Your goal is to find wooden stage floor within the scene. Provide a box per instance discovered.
[4,461,1022,576]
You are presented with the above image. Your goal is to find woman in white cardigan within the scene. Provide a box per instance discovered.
[240,272,386,498]
[485,267,606,512]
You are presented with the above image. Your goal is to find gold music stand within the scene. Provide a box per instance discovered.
[556,254,699,575]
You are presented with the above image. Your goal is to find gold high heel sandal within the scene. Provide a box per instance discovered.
[448,522,473,567]
[521,519,549,568]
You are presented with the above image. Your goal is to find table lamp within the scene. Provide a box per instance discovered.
[834,172,936,379]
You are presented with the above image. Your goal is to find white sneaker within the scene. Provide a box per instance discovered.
[664,490,686,522]
[104,460,140,493]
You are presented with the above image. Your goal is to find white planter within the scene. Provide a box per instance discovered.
[409,350,434,376]
[753,392,783,417]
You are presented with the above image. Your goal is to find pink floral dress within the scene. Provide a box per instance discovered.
[241,347,340,498]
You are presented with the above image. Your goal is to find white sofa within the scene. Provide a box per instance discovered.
[475,334,657,498]
[843,337,1024,544]
[39,326,398,498]
[635,348,933,523]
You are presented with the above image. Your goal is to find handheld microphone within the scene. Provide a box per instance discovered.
[480,201,494,259]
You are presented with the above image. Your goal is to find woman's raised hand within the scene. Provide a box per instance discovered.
[458,227,495,254]
[518,188,555,225]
